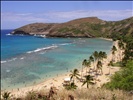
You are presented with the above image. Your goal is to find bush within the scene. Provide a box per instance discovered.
[103,60,133,91]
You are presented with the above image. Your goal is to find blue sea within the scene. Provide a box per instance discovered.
[1,29,113,90]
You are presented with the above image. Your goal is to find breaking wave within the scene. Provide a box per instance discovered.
[59,43,72,46]
[6,33,12,36]
[1,58,17,64]
[1,43,72,63]
[26,42,72,54]
[26,45,58,54]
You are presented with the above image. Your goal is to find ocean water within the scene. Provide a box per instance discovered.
[1,29,113,90]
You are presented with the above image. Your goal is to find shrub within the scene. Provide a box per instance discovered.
[103,60,133,91]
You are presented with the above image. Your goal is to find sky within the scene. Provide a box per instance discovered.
[1,1,133,29]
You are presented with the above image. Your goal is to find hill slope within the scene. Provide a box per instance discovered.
[11,17,133,38]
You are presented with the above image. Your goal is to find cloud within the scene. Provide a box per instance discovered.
[44,9,133,21]
[1,9,133,23]
[1,12,49,22]
[16,13,32,16]
[2,9,132,29]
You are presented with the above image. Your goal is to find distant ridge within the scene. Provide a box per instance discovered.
[11,16,133,38]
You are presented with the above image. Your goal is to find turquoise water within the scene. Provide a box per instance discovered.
[1,30,113,90]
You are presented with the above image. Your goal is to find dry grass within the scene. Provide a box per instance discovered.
[54,88,133,100]
[1,87,133,100]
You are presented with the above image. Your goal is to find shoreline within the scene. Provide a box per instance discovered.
[1,39,121,98]
[98,37,113,41]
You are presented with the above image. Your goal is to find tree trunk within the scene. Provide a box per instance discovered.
[109,66,110,75]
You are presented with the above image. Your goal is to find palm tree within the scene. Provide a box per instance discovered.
[82,59,87,78]
[99,51,107,61]
[86,60,91,75]
[93,51,99,60]
[112,45,117,61]
[118,40,124,50]
[108,61,113,75]
[96,60,103,74]
[93,51,99,70]
[102,51,107,60]
[69,69,80,83]
[82,75,94,88]
[82,59,87,67]
[2,92,11,100]
[89,55,95,70]
[99,51,103,61]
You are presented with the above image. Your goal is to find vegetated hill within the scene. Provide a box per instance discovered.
[11,23,58,35]
[11,16,133,38]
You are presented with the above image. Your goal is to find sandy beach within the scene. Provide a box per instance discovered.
[1,40,122,98]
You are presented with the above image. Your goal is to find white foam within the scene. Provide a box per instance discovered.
[1,57,18,64]
[20,57,24,60]
[59,43,71,46]
[34,48,42,52]
[26,45,58,54]
[27,50,33,54]
[34,34,46,38]
[40,35,46,38]
[8,58,17,62]
[6,33,12,36]
[12,58,17,61]
[26,43,71,54]
[1,61,7,64]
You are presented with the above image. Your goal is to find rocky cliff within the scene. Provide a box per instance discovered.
[11,17,133,38]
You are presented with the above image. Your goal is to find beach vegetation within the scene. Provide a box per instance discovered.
[81,59,87,79]
[111,45,117,61]
[99,51,107,61]
[104,34,133,91]
[69,69,80,83]
[82,75,94,88]
[85,60,91,75]
[2,92,11,100]
[107,61,113,75]
[25,91,39,100]
[64,82,78,90]
[93,51,99,70]
[96,60,103,75]
[89,55,94,67]
[112,61,121,67]
[103,60,133,91]
[92,51,107,75]
[2,88,133,100]
[82,59,87,75]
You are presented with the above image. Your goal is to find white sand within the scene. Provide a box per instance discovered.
[1,40,123,98]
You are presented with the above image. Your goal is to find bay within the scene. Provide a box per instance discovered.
[1,30,113,90]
